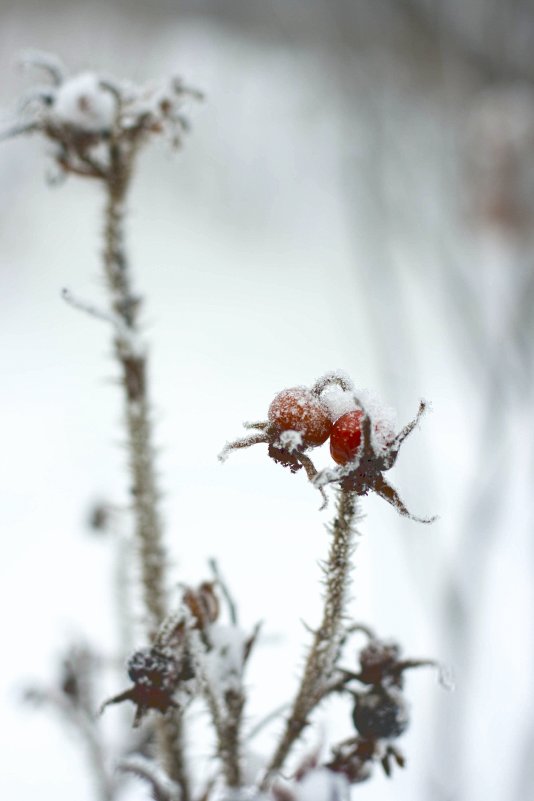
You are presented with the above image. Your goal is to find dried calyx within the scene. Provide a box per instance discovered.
[101,575,259,742]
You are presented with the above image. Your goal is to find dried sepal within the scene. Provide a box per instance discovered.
[314,401,436,523]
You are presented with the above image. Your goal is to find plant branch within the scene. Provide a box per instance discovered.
[101,144,190,801]
[188,628,246,788]
[102,151,167,637]
[260,489,358,787]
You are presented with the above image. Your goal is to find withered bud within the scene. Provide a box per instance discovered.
[183,582,220,629]
[352,687,408,740]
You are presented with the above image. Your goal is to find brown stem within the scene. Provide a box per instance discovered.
[192,630,245,788]
[102,149,190,801]
[260,489,358,787]
[209,687,245,788]
[103,155,167,636]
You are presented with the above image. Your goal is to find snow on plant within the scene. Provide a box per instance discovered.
[4,50,200,181]
[4,54,442,801]
[221,372,436,522]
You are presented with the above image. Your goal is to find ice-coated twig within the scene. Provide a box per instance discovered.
[311,370,354,396]
[243,420,269,431]
[101,153,168,637]
[101,164,191,796]
[260,489,359,787]
[187,627,245,788]
[218,432,269,462]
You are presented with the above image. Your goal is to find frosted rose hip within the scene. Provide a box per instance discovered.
[268,387,332,447]
[330,410,364,464]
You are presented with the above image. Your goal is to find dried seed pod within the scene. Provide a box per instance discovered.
[352,687,409,740]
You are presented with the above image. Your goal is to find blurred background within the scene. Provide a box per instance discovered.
[1,1,534,800]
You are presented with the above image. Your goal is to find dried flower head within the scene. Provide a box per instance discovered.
[2,51,202,181]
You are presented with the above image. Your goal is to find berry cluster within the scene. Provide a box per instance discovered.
[326,628,436,783]
[220,372,435,521]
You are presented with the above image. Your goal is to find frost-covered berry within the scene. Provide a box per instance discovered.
[268,387,332,447]
[329,410,364,464]
[352,688,408,740]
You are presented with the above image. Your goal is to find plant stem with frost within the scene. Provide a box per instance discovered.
[103,151,167,636]
[102,145,190,801]
[261,489,358,788]
[188,626,246,788]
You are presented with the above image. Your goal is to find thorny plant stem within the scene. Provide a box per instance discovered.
[220,689,245,787]
[102,147,190,801]
[205,684,245,788]
[261,489,358,788]
[192,628,245,788]
[103,156,167,635]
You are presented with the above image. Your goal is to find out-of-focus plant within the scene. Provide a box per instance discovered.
[3,53,441,801]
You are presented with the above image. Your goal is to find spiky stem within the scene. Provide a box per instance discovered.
[261,489,358,787]
[102,146,190,801]
[103,153,167,635]
[204,683,245,788]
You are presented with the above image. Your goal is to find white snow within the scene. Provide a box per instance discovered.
[319,387,357,423]
[52,72,116,133]
[278,430,303,452]
[295,769,350,801]
[205,623,248,691]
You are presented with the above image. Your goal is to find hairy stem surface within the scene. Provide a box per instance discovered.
[102,150,189,801]
[261,489,358,787]
[103,156,167,635]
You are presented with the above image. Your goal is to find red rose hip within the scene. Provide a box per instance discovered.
[330,410,364,464]
[268,387,332,447]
